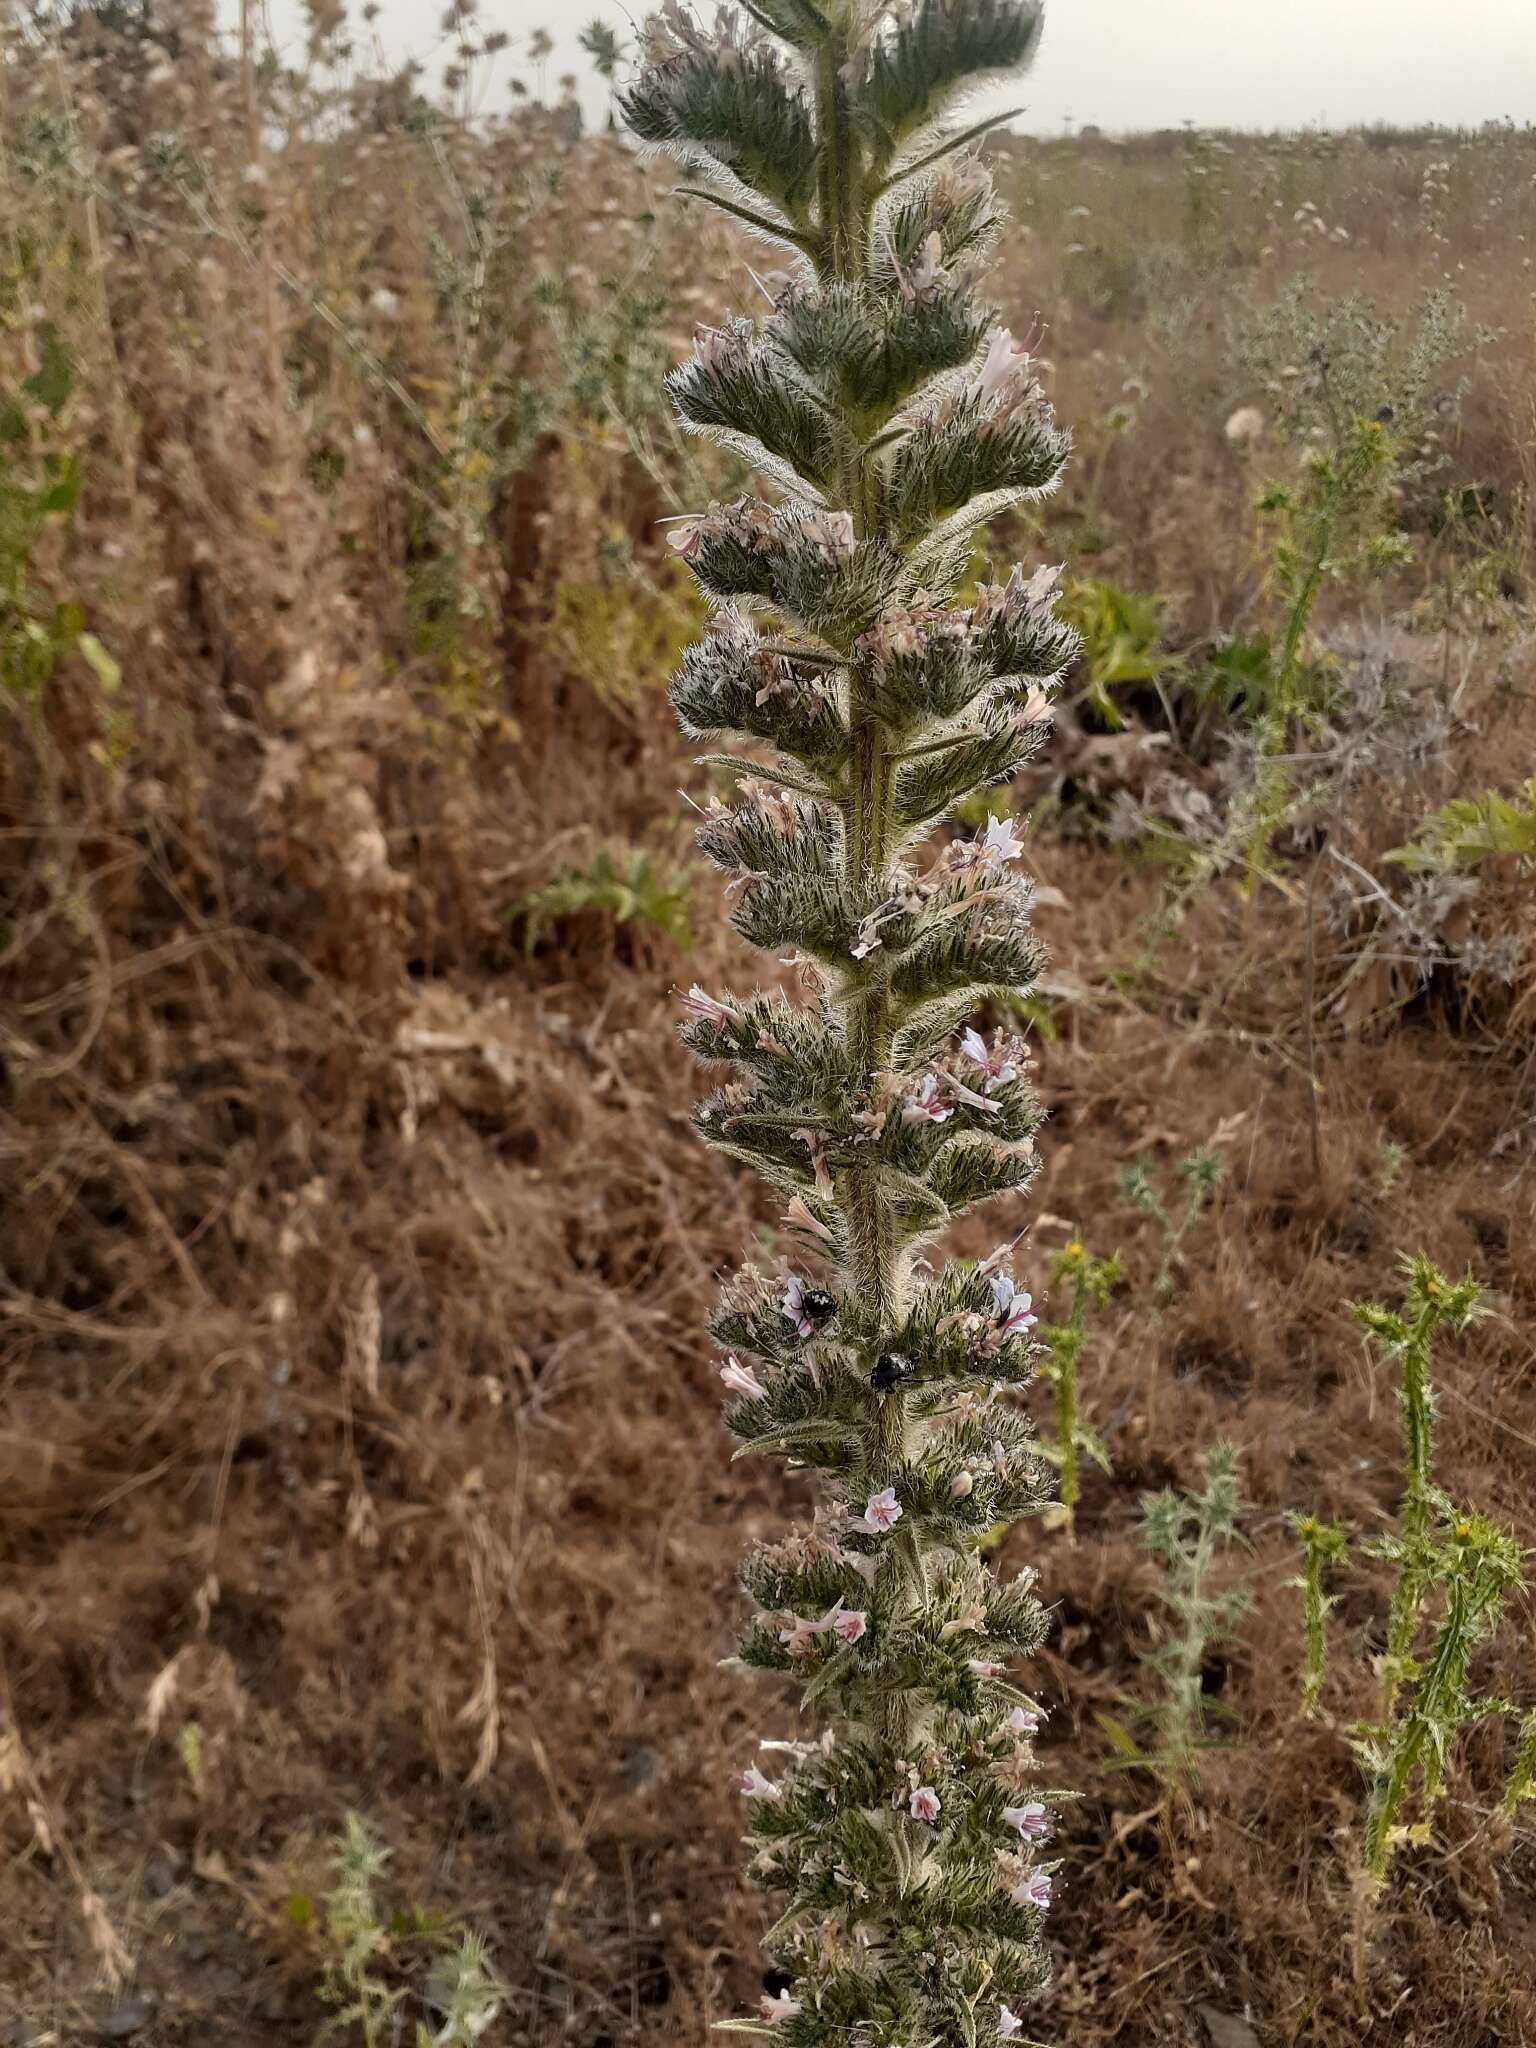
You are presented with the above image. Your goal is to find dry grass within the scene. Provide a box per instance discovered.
[1,11,1534,2044]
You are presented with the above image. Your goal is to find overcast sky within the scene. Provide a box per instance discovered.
[255,0,1533,133]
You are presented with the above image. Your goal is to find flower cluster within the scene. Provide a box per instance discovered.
[626,4,1078,2041]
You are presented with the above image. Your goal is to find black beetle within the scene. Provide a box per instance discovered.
[870,1352,916,1393]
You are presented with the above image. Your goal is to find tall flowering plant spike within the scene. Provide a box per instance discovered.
[626,5,1079,2039]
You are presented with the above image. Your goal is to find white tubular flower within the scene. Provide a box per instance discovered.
[719,1355,766,1400]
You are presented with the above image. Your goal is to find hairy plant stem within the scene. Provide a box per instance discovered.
[1382,1307,1435,1719]
[1051,1275,1086,1521]
[812,22,912,1747]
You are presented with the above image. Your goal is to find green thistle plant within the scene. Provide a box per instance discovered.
[1502,1711,1536,1819]
[1100,1442,1248,1798]
[1354,1253,1482,1719]
[1387,775,1536,873]
[1039,1237,1119,1528]
[624,4,1081,2039]
[1356,1510,1521,1902]
[318,1815,405,2046]
[1291,1256,1529,1968]
[1288,1512,1348,1719]
[1231,413,1406,890]
[305,1814,504,2047]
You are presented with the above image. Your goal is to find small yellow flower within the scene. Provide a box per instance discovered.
[1066,1239,1084,1260]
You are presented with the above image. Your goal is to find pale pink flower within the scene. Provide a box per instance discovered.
[959,1027,1019,1092]
[783,1195,834,1245]
[1012,1868,1052,1910]
[754,662,798,709]
[975,326,1030,402]
[666,518,704,560]
[863,1487,903,1533]
[990,1273,1037,1338]
[779,1614,826,1658]
[692,320,756,374]
[909,1784,941,1823]
[902,1073,953,1126]
[781,1276,815,1339]
[1025,562,1064,609]
[802,507,856,564]
[1005,1704,1043,1738]
[680,983,732,1026]
[719,1356,765,1401]
[895,227,946,305]
[978,814,1025,870]
[781,1601,865,1654]
[960,1024,992,1065]
[941,1070,1001,1116]
[794,1126,835,1199]
[851,902,901,959]
[1003,1801,1049,1840]
[761,1990,803,2023]
[739,1764,779,1799]
[751,267,799,307]
[998,2009,1025,2041]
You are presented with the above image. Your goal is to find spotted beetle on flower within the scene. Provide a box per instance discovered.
[625,2,1079,2039]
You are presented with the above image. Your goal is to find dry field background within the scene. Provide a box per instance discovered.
[1,9,1535,2045]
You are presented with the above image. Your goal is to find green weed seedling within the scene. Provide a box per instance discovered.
[1100,1443,1249,1803]
[1118,1145,1224,1302]
[1059,576,1183,732]
[313,1815,403,2046]
[301,1814,503,2047]
[0,317,124,758]
[516,845,694,954]
[1165,284,1469,902]
[1040,1237,1120,1530]
[1503,1712,1536,1820]
[1387,776,1536,873]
